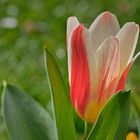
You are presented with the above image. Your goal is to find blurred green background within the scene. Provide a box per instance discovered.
[0,0,140,139]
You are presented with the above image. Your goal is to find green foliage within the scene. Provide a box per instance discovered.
[44,47,76,140]
[1,51,132,140]
[0,86,9,140]
[88,90,131,140]
[3,84,56,140]
[0,0,140,140]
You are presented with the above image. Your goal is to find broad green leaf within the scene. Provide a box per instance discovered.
[2,84,56,140]
[0,85,9,140]
[44,48,77,140]
[88,90,131,140]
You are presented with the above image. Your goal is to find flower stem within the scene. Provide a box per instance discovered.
[84,121,88,140]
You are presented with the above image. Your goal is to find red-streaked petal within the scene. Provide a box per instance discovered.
[89,11,120,50]
[116,22,139,75]
[83,37,120,123]
[84,100,105,123]
[116,51,140,92]
[84,37,120,123]
[115,63,132,92]
[67,17,79,82]
[95,36,120,102]
[70,24,90,117]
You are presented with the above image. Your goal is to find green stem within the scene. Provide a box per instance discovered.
[84,121,88,140]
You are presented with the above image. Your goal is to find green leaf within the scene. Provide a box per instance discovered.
[0,85,9,140]
[88,90,131,140]
[44,48,77,140]
[2,84,57,140]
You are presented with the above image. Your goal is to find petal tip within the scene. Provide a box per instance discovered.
[108,36,119,44]
[136,24,140,31]
[125,22,139,30]
[111,37,119,47]
[101,11,117,20]
[97,11,120,29]
[102,11,113,16]
[67,16,78,24]
[114,37,119,44]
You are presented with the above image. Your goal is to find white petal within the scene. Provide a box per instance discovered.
[89,11,120,50]
[93,36,120,101]
[67,16,79,41]
[83,27,96,96]
[115,51,140,92]
[132,51,140,62]
[67,17,79,82]
[116,22,139,75]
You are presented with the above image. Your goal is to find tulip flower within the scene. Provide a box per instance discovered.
[67,11,140,123]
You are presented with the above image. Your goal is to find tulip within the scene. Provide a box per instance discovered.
[67,11,140,123]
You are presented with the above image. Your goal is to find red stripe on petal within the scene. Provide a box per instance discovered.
[115,51,140,92]
[95,37,120,102]
[106,42,120,98]
[115,63,132,92]
[98,69,109,102]
[70,24,90,117]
